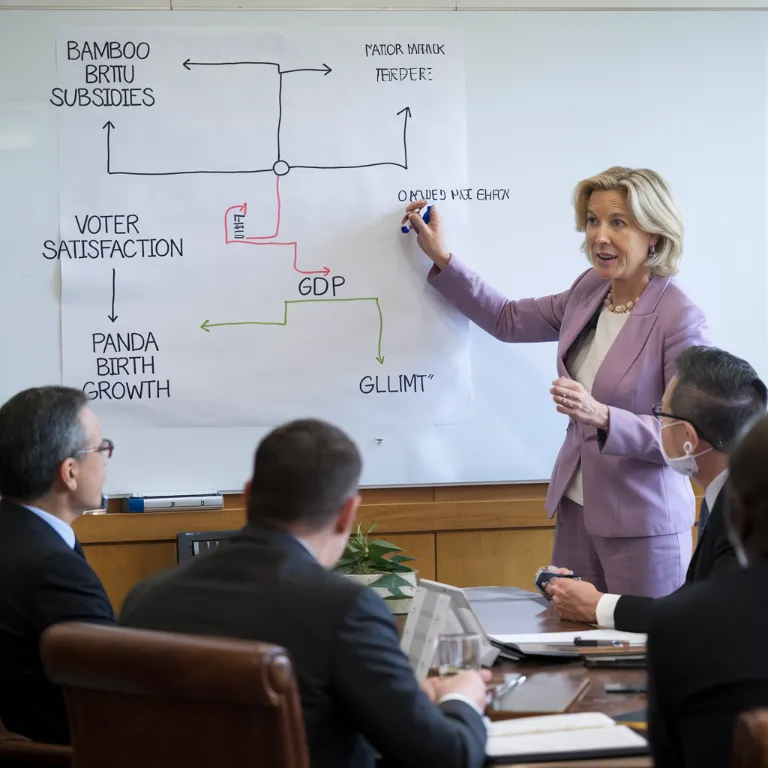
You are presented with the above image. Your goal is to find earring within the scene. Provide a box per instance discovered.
[683,441,693,455]
[649,244,656,256]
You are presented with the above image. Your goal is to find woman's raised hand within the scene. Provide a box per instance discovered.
[401,200,452,270]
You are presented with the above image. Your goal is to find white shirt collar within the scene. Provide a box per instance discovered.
[705,469,729,512]
[21,504,76,549]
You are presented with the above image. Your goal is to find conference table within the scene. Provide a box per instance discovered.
[432,587,651,768]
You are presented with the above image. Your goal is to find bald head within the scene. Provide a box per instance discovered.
[727,414,768,566]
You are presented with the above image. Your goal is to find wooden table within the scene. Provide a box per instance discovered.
[465,588,648,720]
[406,587,652,767]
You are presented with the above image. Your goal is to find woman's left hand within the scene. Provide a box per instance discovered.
[550,378,610,430]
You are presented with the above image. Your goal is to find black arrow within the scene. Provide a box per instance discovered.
[281,63,332,76]
[103,121,114,174]
[108,268,118,323]
[397,106,411,170]
[182,59,331,76]
[292,106,411,172]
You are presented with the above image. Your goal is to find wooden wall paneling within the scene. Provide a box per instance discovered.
[381,534,436,581]
[76,478,704,606]
[436,528,555,589]
[83,541,177,613]
[433,484,548,502]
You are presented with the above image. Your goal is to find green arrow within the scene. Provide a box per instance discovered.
[201,297,385,364]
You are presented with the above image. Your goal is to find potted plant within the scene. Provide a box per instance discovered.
[334,523,418,614]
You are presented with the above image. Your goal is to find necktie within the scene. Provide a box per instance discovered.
[73,539,86,559]
[698,498,710,542]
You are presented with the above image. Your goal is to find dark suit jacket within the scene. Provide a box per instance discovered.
[0,500,115,744]
[120,523,487,768]
[613,482,737,632]
[647,559,768,768]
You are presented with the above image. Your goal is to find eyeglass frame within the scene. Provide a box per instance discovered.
[651,403,721,451]
[73,438,114,459]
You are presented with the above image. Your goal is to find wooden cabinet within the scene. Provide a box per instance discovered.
[75,482,700,612]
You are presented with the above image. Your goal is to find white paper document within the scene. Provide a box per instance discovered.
[490,629,647,646]
[486,712,648,761]
[53,27,471,428]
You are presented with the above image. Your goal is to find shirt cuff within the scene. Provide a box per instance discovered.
[437,692,484,717]
[595,593,621,629]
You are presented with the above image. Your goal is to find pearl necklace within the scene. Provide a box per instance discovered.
[604,290,639,314]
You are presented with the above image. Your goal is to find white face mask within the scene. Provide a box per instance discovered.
[660,421,712,477]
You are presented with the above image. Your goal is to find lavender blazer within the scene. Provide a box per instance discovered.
[428,257,710,539]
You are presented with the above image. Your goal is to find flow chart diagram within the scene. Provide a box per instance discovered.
[101,57,412,365]
[55,28,472,428]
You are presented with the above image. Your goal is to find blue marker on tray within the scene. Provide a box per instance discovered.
[401,205,432,234]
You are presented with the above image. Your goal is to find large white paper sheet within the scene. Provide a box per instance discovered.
[53,28,471,427]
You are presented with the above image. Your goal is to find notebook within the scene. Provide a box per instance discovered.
[490,630,646,646]
[488,629,646,664]
[485,712,649,764]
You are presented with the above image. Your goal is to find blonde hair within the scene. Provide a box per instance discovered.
[573,167,684,278]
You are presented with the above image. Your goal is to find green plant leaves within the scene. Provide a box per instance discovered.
[368,539,402,551]
[334,521,417,576]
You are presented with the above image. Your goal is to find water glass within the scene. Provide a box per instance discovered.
[436,632,482,676]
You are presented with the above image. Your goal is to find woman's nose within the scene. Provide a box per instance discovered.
[595,225,610,244]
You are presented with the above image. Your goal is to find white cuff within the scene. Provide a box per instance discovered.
[437,692,484,717]
[595,593,621,629]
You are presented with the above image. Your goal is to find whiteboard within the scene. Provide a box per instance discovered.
[1,9,766,494]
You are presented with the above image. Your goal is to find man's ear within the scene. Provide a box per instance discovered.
[59,458,79,493]
[683,422,702,453]
[336,495,360,536]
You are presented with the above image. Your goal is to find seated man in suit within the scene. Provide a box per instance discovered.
[544,345,766,632]
[120,419,490,768]
[0,386,116,744]
[647,412,768,767]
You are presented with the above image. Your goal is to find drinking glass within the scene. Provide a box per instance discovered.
[435,633,482,676]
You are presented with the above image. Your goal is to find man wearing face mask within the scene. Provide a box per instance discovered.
[545,345,767,632]
[647,411,768,768]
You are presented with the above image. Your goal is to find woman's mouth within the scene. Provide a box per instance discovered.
[596,252,617,262]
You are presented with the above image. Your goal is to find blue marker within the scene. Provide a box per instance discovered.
[401,205,432,234]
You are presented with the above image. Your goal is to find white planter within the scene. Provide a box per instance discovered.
[343,570,418,614]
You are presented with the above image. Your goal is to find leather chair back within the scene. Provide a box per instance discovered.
[40,622,309,768]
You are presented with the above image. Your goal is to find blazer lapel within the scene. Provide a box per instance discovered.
[590,276,670,405]
[558,281,611,376]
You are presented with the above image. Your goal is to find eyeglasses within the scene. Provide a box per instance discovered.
[651,403,721,450]
[651,402,682,423]
[74,438,114,459]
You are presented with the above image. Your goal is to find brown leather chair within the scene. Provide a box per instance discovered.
[0,717,71,767]
[733,709,768,768]
[40,622,309,768]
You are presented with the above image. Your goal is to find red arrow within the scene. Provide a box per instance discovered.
[252,242,330,276]
[224,176,281,243]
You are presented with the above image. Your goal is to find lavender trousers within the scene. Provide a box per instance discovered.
[552,497,691,597]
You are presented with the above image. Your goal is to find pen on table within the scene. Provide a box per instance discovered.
[491,674,527,700]
[401,204,432,233]
[573,637,630,648]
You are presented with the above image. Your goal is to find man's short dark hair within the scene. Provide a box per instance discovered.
[247,419,362,530]
[671,346,768,452]
[0,386,88,501]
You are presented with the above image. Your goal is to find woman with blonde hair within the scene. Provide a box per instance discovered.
[402,167,709,596]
